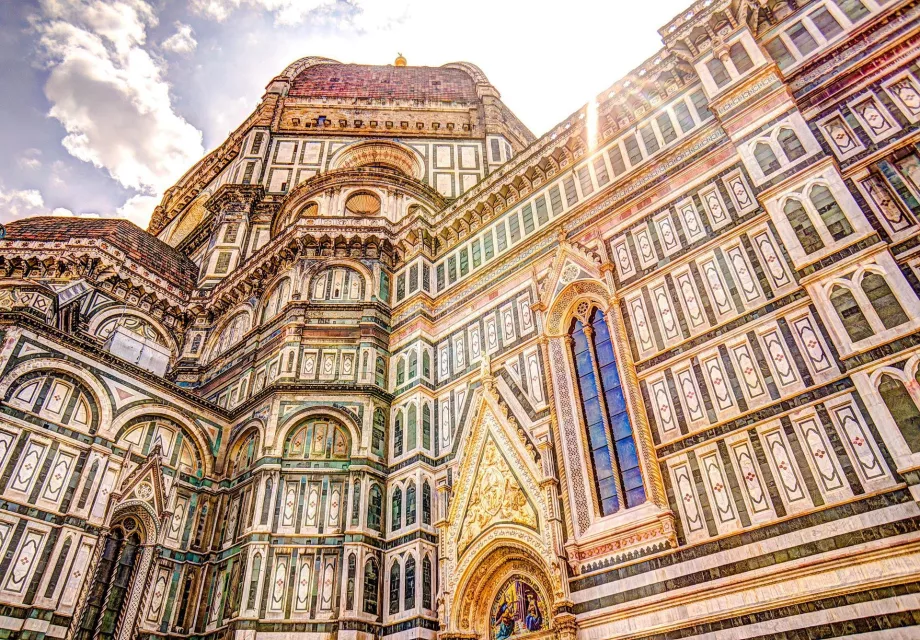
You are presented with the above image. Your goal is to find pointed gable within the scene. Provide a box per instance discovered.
[457,432,538,556]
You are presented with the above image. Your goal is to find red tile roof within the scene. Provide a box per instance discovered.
[289,63,478,102]
[3,217,199,292]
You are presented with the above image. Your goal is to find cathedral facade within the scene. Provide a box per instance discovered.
[3,1,920,639]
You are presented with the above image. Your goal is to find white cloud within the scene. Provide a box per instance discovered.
[189,0,407,28]
[0,186,75,222]
[116,193,160,227]
[33,0,204,226]
[190,0,328,25]
[161,22,197,53]
[17,149,43,170]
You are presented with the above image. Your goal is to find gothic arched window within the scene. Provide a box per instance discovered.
[75,520,141,640]
[569,307,645,515]
[363,559,379,615]
[862,273,909,330]
[351,479,361,526]
[879,374,920,453]
[368,484,383,531]
[346,553,356,610]
[754,141,781,175]
[706,57,731,88]
[391,487,402,530]
[406,481,417,526]
[777,128,806,162]
[261,278,291,323]
[404,557,416,610]
[396,359,405,386]
[422,556,432,610]
[422,351,431,378]
[830,286,874,342]
[375,357,387,387]
[394,410,404,457]
[422,481,432,525]
[248,554,262,610]
[389,562,400,614]
[373,409,386,457]
[408,351,418,378]
[422,404,431,451]
[810,185,853,241]
[407,405,418,450]
[784,198,825,255]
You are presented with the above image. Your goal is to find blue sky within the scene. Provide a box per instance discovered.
[0,0,691,227]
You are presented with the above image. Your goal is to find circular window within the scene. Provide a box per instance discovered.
[344,191,381,216]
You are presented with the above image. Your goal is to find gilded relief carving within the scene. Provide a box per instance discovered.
[458,435,538,556]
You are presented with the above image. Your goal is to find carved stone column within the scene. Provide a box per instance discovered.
[608,295,669,509]
[546,335,594,536]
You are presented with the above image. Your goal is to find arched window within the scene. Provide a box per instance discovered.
[422,404,431,451]
[407,405,418,451]
[422,351,431,379]
[729,41,754,74]
[368,484,383,531]
[284,419,350,460]
[810,185,853,241]
[422,556,432,610]
[213,312,250,359]
[404,557,416,610]
[311,267,364,301]
[375,357,387,387]
[372,409,386,457]
[422,481,431,525]
[6,370,99,432]
[408,351,418,378]
[706,57,731,88]
[394,410,404,457]
[830,286,874,342]
[261,278,291,323]
[754,141,781,175]
[75,520,141,640]
[396,359,405,386]
[363,559,379,615]
[391,487,402,530]
[777,128,806,162]
[569,308,645,515]
[784,198,825,255]
[346,554,357,610]
[406,481,417,526]
[389,562,400,614]
[248,554,262,610]
[351,479,361,526]
[879,374,920,453]
[862,273,909,330]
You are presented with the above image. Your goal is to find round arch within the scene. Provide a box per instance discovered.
[0,358,113,430]
[300,258,374,303]
[451,539,558,637]
[110,405,213,477]
[273,405,362,456]
[329,141,424,181]
[204,305,254,363]
[86,306,178,354]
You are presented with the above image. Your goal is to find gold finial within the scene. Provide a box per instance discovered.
[395,52,407,67]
